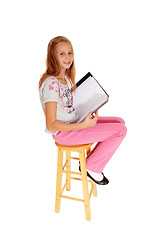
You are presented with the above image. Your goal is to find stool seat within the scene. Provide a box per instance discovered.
[54,142,97,221]
[55,142,93,151]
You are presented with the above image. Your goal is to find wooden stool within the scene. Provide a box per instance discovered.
[55,142,97,221]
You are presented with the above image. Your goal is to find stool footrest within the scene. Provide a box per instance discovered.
[70,176,81,181]
[61,195,84,202]
[61,182,67,195]
[71,157,80,160]
[89,185,95,198]
[70,176,93,183]
[62,170,81,176]
[62,161,67,171]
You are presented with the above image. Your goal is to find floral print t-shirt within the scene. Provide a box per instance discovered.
[39,76,80,135]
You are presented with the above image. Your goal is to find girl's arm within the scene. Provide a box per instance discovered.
[45,102,98,132]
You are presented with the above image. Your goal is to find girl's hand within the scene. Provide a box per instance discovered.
[82,110,98,128]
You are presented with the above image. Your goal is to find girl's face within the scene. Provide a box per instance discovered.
[55,42,74,71]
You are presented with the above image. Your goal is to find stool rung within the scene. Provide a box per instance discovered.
[62,170,81,175]
[70,176,82,181]
[71,157,80,160]
[61,195,84,202]
[89,186,94,198]
[62,161,67,171]
[87,179,92,183]
[61,182,67,195]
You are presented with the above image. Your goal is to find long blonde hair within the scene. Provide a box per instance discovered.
[39,36,76,89]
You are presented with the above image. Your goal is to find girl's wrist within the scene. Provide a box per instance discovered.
[79,120,87,129]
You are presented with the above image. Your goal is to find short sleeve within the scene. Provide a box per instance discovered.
[42,80,59,104]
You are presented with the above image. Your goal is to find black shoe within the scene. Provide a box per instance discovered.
[87,172,109,185]
[79,165,109,185]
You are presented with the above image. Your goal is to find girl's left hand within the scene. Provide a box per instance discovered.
[82,110,98,128]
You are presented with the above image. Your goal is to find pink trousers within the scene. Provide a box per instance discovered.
[53,117,127,173]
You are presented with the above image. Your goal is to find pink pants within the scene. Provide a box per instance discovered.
[53,117,127,173]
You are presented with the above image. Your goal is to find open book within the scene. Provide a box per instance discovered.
[73,72,109,123]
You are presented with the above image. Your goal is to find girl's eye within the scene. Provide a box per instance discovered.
[59,52,73,56]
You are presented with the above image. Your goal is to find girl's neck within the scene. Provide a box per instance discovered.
[57,69,66,80]
[56,71,67,85]
[57,74,65,80]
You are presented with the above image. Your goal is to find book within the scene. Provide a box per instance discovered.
[73,72,109,123]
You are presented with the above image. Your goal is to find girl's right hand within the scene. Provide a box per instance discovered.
[82,111,98,128]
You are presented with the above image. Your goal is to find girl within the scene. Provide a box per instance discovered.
[39,36,127,185]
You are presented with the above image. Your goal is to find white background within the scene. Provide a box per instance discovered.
[0,0,158,239]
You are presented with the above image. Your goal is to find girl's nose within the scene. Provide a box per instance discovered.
[66,53,70,58]
[65,54,71,61]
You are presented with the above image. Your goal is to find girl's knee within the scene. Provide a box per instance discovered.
[116,117,126,125]
[120,124,127,137]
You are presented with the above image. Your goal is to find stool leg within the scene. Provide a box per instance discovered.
[91,180,97,197]
[86,146,91,156]
[86,146,97,197]
[55,148,63,213]
[66,150,71,191]
[79,149,91,221]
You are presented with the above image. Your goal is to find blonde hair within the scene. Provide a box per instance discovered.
[39,36,76,89]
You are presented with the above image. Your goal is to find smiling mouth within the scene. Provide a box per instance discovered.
[64,61,71,64]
